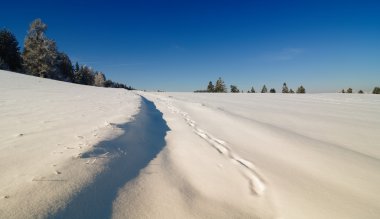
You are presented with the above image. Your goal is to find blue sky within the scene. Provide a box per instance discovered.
[1,0,379,92]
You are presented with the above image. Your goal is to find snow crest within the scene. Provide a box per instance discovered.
[165,101,267,196]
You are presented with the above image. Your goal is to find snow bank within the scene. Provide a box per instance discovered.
[0,70,140,218]
[134,92,380,219]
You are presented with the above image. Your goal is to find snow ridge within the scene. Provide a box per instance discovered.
[165,101,266,196]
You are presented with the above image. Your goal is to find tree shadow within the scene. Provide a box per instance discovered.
[51,97,170,219]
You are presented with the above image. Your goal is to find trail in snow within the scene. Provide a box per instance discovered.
[162,98,267,196]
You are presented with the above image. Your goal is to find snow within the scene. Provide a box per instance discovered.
[0,70,140,218]
[137,92,380,219]
[1,70,380,218]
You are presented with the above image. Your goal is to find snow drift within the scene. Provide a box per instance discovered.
[1,70,380,218]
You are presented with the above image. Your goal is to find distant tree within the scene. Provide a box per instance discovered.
[23,19,58,78]
[289,88,295,93]
[358,90,364,94]
[282,82,289,93]
[296,85,306,93]
[214,77,227,93]
[261,85,267,93]
[347,88,353,93]
[230,85,239,93]
[373,87,380,94]
[73,65,94,85]
[207,81,215,92]
[104,80,114,88]
[341,89,345,93]
[55,52,73,81]
[270,88,276,93]
[94,72,106,87]
[0,29,22,72]
[74,62,80,73]
[250,86,255,93]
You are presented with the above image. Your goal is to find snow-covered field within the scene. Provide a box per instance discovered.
[1,70,380,218]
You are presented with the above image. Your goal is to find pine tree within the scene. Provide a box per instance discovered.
[214,77,227,93]
[230,85,239,93]
[341,89,345,93]
[207,81,215,92]
[0,29,22,72]
[74,62,80,73]
[55,52,73,81]
[296,85,306,93]
[94,72,106,87]
[373,87,380,94]
[347,88,353,93]
[250,86,255,93]
[289,89,295,93]
[282,82,289,93]
[73,65,94,85]
[358,90,364,94]
[23,19,58,78]
[270,88,276,93]
[261,85,267,93]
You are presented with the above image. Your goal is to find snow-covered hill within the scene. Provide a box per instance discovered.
[139,92,380,219]
[0,70,140,218]
[1,70,380,218]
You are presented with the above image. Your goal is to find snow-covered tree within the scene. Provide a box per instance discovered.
[0,29,22,72]
[358,90,364,94]
[289,88,295,93]
[73,65,94,85]
[270,88,276,93]
[296,85,306,93]
[261,85,267,93]
[94,72,106,87]
[282,82,289,93]
[23,19,58,78]
[214,77,227,93]
[347,88,353,93]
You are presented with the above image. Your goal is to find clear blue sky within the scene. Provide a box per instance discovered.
[1,0,379,92]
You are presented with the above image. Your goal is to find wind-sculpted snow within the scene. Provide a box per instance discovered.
[52,97,169,218]
[140,92,380,219]
[0,70,140,218]
[1,69,380,219]
[166,101,267,196]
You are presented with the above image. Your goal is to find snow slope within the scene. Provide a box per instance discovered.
[0,70,140,218]
[1,69,380,218]
[135,92,380,219]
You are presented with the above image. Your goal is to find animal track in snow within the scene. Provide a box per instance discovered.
[165,100,267,196]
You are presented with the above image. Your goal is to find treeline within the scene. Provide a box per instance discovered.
[195,77,306,93]
[0,19,133,90]
[196,77,380,94]
[341,87,380,94]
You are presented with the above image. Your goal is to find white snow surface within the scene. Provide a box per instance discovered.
[0,70,140,218]
[1,70,380,218]
[135,92,380,219]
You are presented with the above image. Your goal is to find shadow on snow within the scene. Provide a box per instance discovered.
[51,96,170,219]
